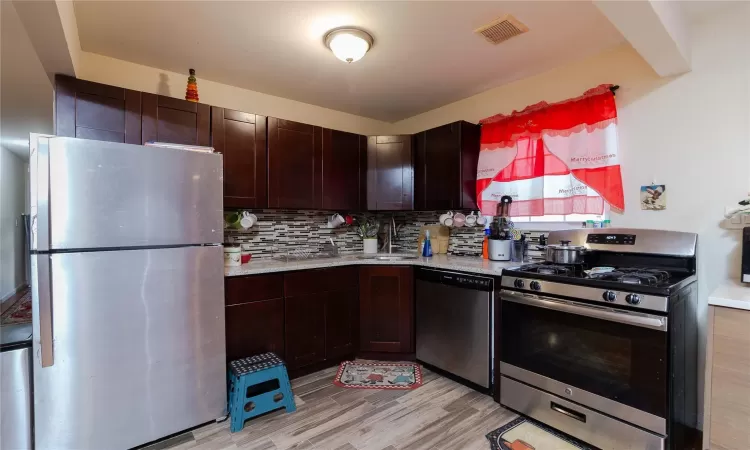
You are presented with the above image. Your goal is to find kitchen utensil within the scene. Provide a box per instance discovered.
[584,266,615,276]
[545,240,586,264]
[224,245,241,267]
[488,239,512,261]
[240,211,257,229]
[443,217,454,227]
[497,196,513,217]
[439,211,454,225]
[466,212,477,226]
[476,212,487,226]
[452,213,466,227]
[328,213,345,228]
[225,212,242,229]
[241,243,252,264]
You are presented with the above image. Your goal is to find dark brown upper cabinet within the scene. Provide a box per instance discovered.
[141,93,210,146]
[414,121,481,211]
[322,129,367,211]
[366,135,413,211]
[55,74,142,144]
[211,108,267,209]
[268,118,323,209]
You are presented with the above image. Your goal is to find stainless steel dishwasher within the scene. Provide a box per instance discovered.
[415,268,493,390]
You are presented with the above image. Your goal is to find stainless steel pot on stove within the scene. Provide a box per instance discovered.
[544,240,586,264]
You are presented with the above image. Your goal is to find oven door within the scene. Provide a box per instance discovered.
[499,289,668,435]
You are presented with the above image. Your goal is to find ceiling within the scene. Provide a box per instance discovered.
[73,1,626,122]
[1,1,53,159]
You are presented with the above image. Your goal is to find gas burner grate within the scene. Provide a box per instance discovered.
[589,268,671,286]
[517,264,575,276]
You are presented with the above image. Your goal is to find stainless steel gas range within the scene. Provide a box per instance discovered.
[497,228,698,450]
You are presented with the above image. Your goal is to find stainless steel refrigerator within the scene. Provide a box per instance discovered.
[29,136,226,450]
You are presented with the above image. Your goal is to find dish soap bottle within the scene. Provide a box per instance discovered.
[422,230,433,257]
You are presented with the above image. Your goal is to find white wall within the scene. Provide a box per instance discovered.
[395,3,750,428]
[0,146,29,300]
[77,52,392,136]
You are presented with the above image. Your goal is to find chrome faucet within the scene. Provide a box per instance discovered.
[387,215,399,254]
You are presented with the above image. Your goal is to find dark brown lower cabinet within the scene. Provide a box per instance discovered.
[325,289,359,360]
[225,298,284,363]
[285,293,327,370]
[359,266,414,353]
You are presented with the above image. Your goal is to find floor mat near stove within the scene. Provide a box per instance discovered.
[486,416,593,450]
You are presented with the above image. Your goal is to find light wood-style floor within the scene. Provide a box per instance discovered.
[148,365,518,450]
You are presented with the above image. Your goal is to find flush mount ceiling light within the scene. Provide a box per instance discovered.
[324,27,373,63]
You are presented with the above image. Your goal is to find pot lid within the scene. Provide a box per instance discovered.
[547,240,585,250]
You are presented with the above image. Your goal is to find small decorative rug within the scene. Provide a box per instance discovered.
[486,417,593,450]
[333,361,423,390]
[1,291,31,325]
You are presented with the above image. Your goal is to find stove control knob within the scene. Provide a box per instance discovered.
[530,281,542,291]
[514,279,525,289]
[626,294,641,305]
[602,291,617,302]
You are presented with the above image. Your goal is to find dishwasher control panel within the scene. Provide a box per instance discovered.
[415,268,493,291]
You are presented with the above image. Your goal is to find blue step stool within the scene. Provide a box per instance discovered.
[228,352,296,432]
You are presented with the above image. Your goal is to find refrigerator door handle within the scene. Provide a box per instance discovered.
[37,255,54,367]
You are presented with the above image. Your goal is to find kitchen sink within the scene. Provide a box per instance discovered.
[357,254,419,261]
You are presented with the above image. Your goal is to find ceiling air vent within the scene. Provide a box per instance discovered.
[475,14,529,45]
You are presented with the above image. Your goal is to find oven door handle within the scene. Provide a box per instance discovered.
[500,290,668,331]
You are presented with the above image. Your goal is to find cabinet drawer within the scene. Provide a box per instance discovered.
[284,267,358,296]
[225,274,283,306]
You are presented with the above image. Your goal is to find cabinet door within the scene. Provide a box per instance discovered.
[325,289,359,360]
[285,293,326,369]
[141,93,210,146]
[322,130,366,210]
[367,136,413,211]
[268,118,323,209]
[359,266,414,353]
[414,124,460,210]
[55,74,142,144]
[212,108,267,208]
[225,299,284,362]
[458,121,481,210]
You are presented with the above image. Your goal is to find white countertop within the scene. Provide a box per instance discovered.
[708,280,750,311]
[224,253,517,277]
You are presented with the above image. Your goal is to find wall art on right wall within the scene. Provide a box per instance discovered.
[640,184,666,210]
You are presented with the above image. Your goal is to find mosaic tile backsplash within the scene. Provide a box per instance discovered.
[224,209,548,261]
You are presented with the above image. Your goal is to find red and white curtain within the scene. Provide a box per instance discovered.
[476,84,624,217]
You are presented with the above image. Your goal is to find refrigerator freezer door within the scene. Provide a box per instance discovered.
[32,246,226,450]
[0,347,32,450]
[39,137,223,251]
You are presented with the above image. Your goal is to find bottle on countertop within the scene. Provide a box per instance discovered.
[422,230,433,257]
[482,226,490,259]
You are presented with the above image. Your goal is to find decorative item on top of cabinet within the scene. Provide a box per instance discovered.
[141,93,210,146]
[224,274,284,362]
[185,68,199,102]
[367,135,414,211]
[211,108,267,208]
[414,121,481,210]
[55,74,142,144]
[268,118,323,209]
[321,129,368,211]
[359,266,414,354]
